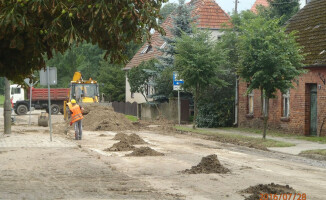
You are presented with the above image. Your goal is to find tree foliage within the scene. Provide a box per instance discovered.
[0,0,167,82]
[175,28,226,128]
[154,0,194,101]
[159,3,177,24]
[258,0,300,25]
[238,16,305,138]
[128,59,158,102]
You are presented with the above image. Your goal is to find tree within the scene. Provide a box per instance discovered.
[159,3,178,24]
[258,0,300,25]
[175,29,226,129]
[98,62,126,102]
[128,59,158,103]
[0,77,4,95]
[237,16,305,139]
[154,0,195,100]
[0,0,167,83]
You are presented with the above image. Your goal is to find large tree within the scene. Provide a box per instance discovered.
[238,16,305,139]
[154,0,195,101]
[175,29,226,129]
[0,0,167,83]
[159,3,177,24]
[258,0,300,25]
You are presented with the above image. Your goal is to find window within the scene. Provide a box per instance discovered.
[11,88,21,95]
[140,45,152,54]
[282,90,290,118]
[131,92,134,98]
[248,91,254,114]
[160,42,167,49]
[262,96,267,116]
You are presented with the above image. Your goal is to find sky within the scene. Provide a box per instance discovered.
[167,0,307,14]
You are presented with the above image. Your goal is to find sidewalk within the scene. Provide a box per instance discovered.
[191,126,326,155]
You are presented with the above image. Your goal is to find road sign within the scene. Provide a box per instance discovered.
[173,71,184,91]
[40,67,57,86]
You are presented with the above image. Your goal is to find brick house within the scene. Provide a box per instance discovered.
[237,0,326,136]
[124,0,231,104]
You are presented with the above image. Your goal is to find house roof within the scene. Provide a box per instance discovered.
[124,17,173,70]
[190,0,232,29]
[124,0,231,70]
[251,0,269,14]
[286,0,326,66]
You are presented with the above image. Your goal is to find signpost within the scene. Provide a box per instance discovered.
[39,67,57,141]
[173,72,184,125]
[24,78,38,126]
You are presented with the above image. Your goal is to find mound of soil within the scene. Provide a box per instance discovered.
[82,104,135,131]
[104,141,136,151]
[242,183,296,200]
[183,154,229,174]
[127,133,147,144]
[126,147,164,157]
[113,133,147,145]
[113,133,129,140]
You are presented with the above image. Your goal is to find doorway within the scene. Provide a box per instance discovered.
[310,84,317,136]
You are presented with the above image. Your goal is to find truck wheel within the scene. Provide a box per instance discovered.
[16,104,28,115]
[51,104,60,115]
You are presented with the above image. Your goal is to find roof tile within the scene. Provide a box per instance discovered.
[286,0,326,66]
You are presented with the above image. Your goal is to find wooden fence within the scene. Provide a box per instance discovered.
[112,101,137,116]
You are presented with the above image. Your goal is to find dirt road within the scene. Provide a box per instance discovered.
[1,110,326,199]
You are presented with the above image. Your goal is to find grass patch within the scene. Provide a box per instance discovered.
[0,95,4,107]
[175,126,295,150]
[125,115,138,122]
[222,127,326,144]
[300,149,326,156]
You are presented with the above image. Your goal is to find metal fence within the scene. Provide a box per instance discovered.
[112,101,137,116]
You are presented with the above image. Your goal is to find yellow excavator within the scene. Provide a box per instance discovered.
[64,72,99,120]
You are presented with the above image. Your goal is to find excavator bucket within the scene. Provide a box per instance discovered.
[38,112,49,127]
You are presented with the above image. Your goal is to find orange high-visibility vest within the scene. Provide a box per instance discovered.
[70,104,84,123]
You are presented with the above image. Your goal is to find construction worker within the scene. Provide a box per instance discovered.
[68,99,84,140]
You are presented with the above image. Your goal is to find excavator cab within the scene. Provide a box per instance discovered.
[69,72,99,103]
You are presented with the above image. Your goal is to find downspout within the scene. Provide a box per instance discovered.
[234,76,239,126]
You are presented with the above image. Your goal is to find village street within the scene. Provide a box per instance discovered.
[1,109,326,200]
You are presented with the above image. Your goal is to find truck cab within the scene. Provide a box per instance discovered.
[10,84,25,104]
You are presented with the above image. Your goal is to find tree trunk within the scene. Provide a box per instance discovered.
[262,97,269,139]
[193,83,199,129]
[4,78,11,135]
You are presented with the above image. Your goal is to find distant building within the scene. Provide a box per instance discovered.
[251,0,269,14]
[124,0,231,104]
[237,0,326,136]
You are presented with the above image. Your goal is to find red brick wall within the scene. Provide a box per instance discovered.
[238,68,326,136]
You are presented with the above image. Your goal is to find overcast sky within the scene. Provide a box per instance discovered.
[167,0,307,14]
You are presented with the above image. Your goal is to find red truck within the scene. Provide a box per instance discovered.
[11,84,69,115]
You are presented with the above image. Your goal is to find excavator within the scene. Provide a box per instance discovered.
[63,72,99,120]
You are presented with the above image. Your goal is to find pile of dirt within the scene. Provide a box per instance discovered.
[183,154,229,174]
[241,183,296,200]
[82,104,135,131]
[104,141,136,151]
[113,133,129,140]
[113,133,147,145]
[126,147,164,157]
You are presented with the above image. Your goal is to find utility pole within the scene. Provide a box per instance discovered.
[235,0,239,14]
[4,78,11,135]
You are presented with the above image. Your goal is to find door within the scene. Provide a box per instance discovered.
[310,84,317,136]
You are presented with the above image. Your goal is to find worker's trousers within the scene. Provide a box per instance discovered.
[74,120,83,140]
